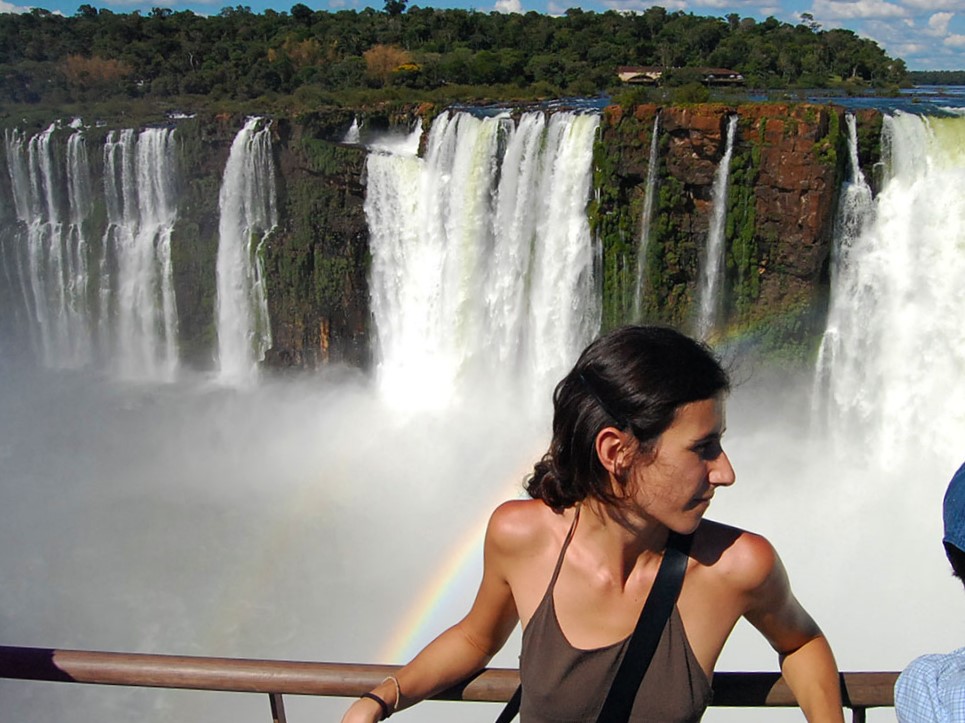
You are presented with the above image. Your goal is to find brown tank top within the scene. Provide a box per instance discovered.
[518,509,713,722]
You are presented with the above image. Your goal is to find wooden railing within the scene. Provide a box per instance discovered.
[0,645,896,722]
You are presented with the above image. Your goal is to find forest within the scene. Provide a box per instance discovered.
[0,2,908,113]
[907,70,965,86]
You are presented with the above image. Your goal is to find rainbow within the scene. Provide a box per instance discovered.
[380,484,524,663]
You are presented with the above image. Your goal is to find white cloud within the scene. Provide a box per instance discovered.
[895,42,927,54]
[900,0,965,10]
[945,32,965,45]
[102,0,179,6]
[812,0,907,20]
[494,0,522,12]
[928,11,954,34]
[601,0,687,11]
[0,0,31,11]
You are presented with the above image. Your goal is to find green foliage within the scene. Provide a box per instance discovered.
[297,134,356,174]
[723,143,760,321]
[670,82,710,104]
[854,112,883,183]
[813,107,841,169]
[908,70,965,85]
[0,6,907,106]
[641,172,695,328]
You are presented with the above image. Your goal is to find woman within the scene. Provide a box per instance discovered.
[342,325,844,722]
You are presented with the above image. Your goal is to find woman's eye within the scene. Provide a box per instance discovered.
[694,439,723,461]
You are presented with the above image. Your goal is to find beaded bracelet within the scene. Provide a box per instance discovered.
[360,692,390,721]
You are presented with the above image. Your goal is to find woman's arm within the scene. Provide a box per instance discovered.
[341,506,521,722]
[740,537,844,723]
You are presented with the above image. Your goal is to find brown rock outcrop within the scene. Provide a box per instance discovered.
[595,101,878,356]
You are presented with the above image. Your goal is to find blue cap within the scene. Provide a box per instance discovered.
[943,461,965,552]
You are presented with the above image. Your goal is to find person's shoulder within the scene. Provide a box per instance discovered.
[899,648,965,680]
[485,498,561,557]
[692,519,780,593]
[894,650,965,719]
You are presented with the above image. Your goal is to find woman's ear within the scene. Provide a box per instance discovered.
[595,426,631,477]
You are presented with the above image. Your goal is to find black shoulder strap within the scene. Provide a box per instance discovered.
[494,531,693,723]
[595,531,693,722]
[494,684,522,723]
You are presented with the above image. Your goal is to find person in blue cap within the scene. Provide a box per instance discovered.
[895,461,965,721]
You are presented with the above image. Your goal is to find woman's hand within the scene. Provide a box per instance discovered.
[340,695,386,723]
[338,505,522,722]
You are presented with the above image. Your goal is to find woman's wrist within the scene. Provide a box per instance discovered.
[358,692,390,720]
[358,674,403,721]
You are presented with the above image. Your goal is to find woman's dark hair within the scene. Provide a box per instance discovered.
[525,325,730,511]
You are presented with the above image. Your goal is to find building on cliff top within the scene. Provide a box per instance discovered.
[617,66,745,85]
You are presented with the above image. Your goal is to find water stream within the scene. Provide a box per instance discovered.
[696,114,739,339]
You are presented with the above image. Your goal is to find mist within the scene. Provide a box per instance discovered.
[1,350,962,723]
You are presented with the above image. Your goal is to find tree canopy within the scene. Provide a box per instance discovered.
[0,4,907,107]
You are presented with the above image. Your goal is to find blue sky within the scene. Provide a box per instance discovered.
[2,0,963,70]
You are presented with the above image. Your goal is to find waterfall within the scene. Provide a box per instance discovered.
[632,114,661,320]
[4,128,43,357]
[365,110,601,409]
[65,130,94,365]
[812,113,874,426]
[696,114,738,339]
[102,127,180,381]
[343,116,361,144]
[27,125,62,365]
[813,112,965,466]
[2,124,98,368]
[365,119,423,156]
[215,117,278,386]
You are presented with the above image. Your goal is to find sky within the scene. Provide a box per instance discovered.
[1,0,964,70]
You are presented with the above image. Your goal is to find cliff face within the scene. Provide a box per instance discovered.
[593,102,881,358]
[170,110,371,370]
[264,114,370,369]
[0,102,882,372]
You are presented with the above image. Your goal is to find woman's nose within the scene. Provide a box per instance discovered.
[709,450,736,487]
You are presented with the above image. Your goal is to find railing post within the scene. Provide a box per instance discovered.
[852,706,866,723]
[269,692,287,723]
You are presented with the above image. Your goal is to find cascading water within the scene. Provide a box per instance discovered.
[365,109,601,410]
[696,114,738,339]
[64,130,94,364]
[813,112,965,467]
[343,116,361,144]
[4,127,44,357]
[3,124,98,368]
[102,127,180,381]
[812,113,875,430]
[632,114,661,320]
[215,116,278,386]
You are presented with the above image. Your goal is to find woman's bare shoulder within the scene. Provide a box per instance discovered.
[693,519,780,593]
[486,498,567,557]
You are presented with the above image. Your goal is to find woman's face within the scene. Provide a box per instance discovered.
[628,395,735,533]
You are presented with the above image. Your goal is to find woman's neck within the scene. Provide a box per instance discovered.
[578,498,670,582]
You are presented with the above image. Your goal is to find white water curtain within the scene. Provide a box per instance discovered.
[815,112,965,466]
[365,110,601,410]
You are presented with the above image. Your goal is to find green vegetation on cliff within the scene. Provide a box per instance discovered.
[592,102,877,363]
